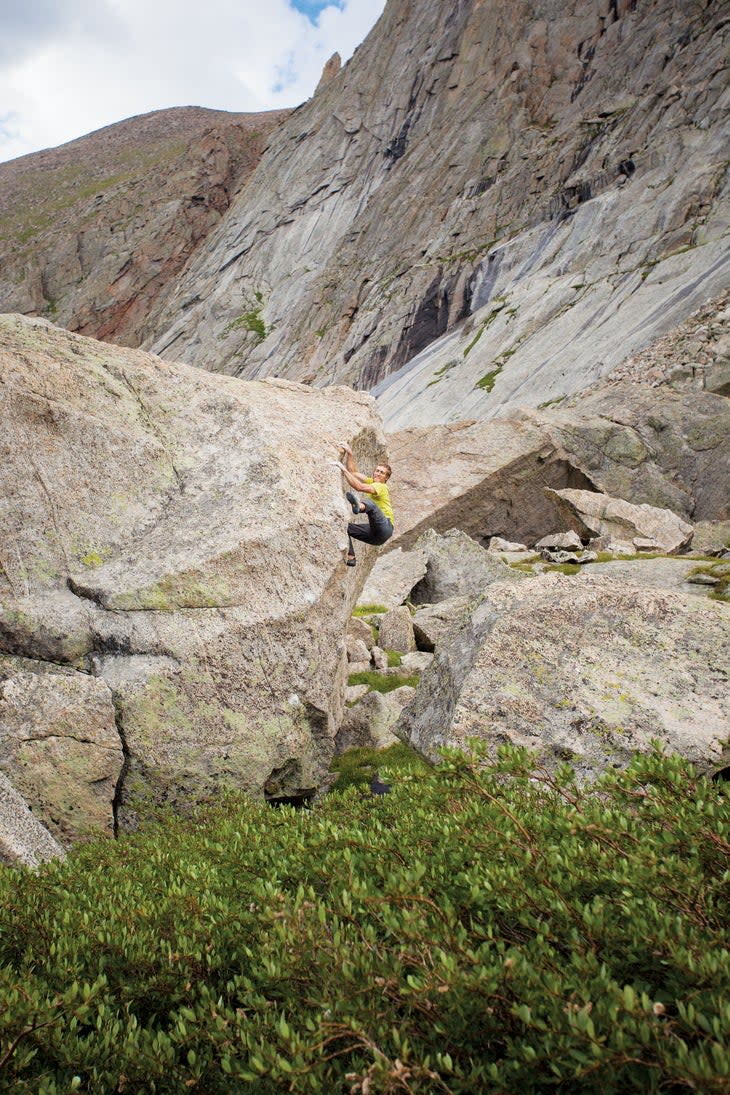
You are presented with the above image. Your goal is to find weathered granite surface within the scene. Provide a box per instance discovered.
[0,656,122,844]
[0,315,386,835]
[0,772,65,867]
[396,573,730,779]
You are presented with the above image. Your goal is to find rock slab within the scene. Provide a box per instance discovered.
[397,573,730,780]
[0,772,65,867]
[546,488,694,554]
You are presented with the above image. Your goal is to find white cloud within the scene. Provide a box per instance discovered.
[0,0,386,163]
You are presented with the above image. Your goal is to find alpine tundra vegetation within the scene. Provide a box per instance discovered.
[0,0,729,1090]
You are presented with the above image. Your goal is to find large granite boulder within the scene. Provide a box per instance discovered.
[0,315,386,834]
[396,573,730,780]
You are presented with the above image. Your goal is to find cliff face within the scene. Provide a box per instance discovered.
[144,0,728,410]
[0,106,289,348]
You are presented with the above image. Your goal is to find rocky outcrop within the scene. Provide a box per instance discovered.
[0,656,122,844]
[315,52,342,94]
[396,573,730,779]
[0,773,65,867]
[0,106,288,348]
[0,314,386,836]
[143,0,728,415]
[387,378,730,548]
[546,488,694,554]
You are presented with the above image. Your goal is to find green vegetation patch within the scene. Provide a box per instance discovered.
[328,741,430,793]
[475,365,503,391]
[0,748,728,1091]
[538,395,567,410]
[352,603,388,617]
[543,562,582,575]
[689,561,730,603]
[222,291,271,344]
[347,669,420,693]
[426,359,459,388]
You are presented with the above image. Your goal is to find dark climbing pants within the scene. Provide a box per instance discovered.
[348,499,394,555]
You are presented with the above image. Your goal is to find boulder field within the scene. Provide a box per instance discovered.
[0,315,386,851]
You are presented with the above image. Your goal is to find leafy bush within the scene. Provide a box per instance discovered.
[0,747,728,1093]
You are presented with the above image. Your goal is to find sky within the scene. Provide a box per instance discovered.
[0,0,386,163]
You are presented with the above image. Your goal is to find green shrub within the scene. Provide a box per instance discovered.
[0,747,728,1092]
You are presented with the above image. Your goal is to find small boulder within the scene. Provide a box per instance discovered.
[686,573,720,586]
[336,688,414,753]
[371,646,389,671]
[400,651,434,673]
[412,597,473,652]
[377,607,416,654]
[357,547,428,610]
[346,684,370,703]
[347,637,371,665]
[347,617,374,650]
[348,660,371,675]
[488,537,528,552]
[410,528,519,604]
[535,531,583,551]
[542,550,597,565]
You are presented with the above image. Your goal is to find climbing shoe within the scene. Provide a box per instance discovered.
[345,490,361,515]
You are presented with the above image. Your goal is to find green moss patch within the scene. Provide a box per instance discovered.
[328,741,430,793]
[688,561,730,603]
[222,291,271,344]
[352,603,388,617]
[475,365,503,392]
[347,669,420,693]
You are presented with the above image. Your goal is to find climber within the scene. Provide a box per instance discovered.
[333,442,394,566]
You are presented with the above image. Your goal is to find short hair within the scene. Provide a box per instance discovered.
[381,463,392,480]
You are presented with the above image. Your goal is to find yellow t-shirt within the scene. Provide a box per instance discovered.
[365,478,394,526]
